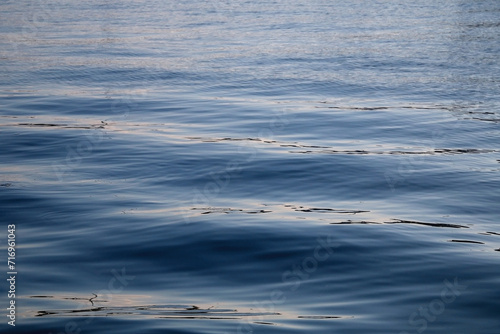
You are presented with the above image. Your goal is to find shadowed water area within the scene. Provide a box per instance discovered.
[1,0,499,333]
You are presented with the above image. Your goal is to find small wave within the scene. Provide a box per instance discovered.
[480,232,500,236]
[330,219,469,228]
[293,207,369,214]
[315,104,453,111]
[192,207,272,214]
[330,220,381,225]
[13,121,107,130]
[293,148,496,156]
[448,239,485,244]
[184,137,496,156]
[191,204,369,216]
[297,315,352,319]
[386,219,469,229]
[29,295,280,320]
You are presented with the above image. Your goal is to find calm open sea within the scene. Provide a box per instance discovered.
[1,0,500,333]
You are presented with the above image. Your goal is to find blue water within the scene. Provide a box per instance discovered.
[1,1,500,333]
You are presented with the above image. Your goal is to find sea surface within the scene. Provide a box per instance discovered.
[1,1,500,333]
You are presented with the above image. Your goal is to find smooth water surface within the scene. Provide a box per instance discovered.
[1,1,500,333]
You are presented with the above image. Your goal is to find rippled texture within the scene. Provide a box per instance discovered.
[1,1,500,333]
